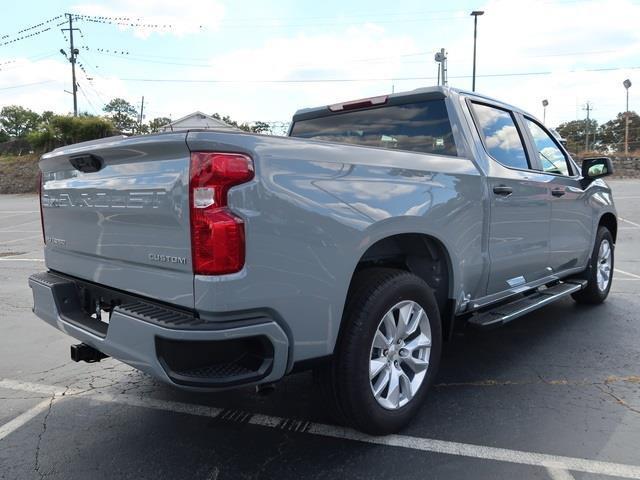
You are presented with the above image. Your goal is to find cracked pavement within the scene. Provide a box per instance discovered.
[1,183,640,479]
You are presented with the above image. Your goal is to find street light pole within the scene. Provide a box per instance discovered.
[470,11,484,92]
[623,79,632,155]
[542,99,549,124]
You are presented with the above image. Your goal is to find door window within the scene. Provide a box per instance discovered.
[471,102,529,170]
[524,118,571,176]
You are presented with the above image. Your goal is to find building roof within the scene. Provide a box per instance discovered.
[161,111,236,131]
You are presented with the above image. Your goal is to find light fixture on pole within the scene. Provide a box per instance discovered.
[470,10,484,92]
[435,48,448,86]
[623,79,632,155]
[542,99,549,124]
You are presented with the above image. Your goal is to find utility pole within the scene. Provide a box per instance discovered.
[61,13,80,116]
[470,11,484,92]
[623,79,632,155]
[583,102,592,152]
[138,96,145,133]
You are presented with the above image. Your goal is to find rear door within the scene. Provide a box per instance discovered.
[40,133,194,308]
[521,117,592,273]
[469,101,552,296]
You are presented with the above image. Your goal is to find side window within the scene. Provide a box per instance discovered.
[471,102,529,170]
[524,118,571,176]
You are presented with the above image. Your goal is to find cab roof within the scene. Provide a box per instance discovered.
[291,85,531,123]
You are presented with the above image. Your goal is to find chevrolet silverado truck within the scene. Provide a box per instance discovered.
[29,87,617,434]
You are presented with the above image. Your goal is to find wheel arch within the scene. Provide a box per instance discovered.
[598,212,617,243]
[340,232,456,344]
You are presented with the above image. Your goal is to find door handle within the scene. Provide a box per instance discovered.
[493,185,513,196]
[551,188,566,197]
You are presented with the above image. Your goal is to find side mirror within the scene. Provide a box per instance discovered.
[581,157,613,181]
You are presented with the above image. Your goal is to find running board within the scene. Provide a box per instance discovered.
[468,280,587,329]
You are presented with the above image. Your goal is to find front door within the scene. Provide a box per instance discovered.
[469,101,552,296]
[521,117,592,273]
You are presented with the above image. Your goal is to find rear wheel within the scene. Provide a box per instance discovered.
[572,226,614,304]
[319,268,442,435]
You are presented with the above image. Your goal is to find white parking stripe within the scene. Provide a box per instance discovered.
[1,379,640,478]
[546,467,576,480]
[615,268,640,280]
[0,258,44,262]
[0,399,53,441]
[0,235,40,246]
[0,212,37,219]
[0,220,40,230]
[620,217,640,228]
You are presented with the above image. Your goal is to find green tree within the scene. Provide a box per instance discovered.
[27,115,114,151]
[555,119,599,154]
[40,111,55,125]
[148,116,171,133]
[597,111,640,153]
[103,98,138,133]
[0,105,41,137]
[211,113,274,134]
[251,121,271,134]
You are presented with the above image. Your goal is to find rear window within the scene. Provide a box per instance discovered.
[290,99,457,156]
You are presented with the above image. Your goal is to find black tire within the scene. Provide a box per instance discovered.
[572,226,614,304]
[319,268,442,435]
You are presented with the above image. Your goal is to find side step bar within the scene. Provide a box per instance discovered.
[468,280,587,329]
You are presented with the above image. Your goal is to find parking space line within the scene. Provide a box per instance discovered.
[0,235,40,246]
[0,399,53,441]
[615,269,640,280]
[1,379,640,479]
[0,258,44,262]
[0,220,40,230]
[0,211,38,218]
[620,217,640,228]
[546,467,576,480]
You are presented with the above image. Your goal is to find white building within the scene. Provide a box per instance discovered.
[160,112,236,132]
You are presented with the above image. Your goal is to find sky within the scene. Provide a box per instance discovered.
[0,0,639,129]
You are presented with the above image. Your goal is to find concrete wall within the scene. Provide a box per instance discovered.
[611,156,640,178]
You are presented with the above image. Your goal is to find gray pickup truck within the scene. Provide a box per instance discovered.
[29,87,617,434]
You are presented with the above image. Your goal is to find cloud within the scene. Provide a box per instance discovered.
[70,0,225,38]
[161,23,418,121]
[441,0,640,125]
[0,56,128,115]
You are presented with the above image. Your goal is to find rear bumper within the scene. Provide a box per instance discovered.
[28,272,289,390]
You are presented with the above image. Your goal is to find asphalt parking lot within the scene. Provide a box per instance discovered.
[0,180,639,480]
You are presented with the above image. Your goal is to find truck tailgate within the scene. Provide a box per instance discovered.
[40,133,194,308]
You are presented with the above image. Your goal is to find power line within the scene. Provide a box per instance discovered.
[76,82,98,114]
[117,64,640,85]
[0,80,58,91]
[0,15,63,41]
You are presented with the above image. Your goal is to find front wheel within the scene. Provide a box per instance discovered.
[572,226,614,304]
[320,268,442,435]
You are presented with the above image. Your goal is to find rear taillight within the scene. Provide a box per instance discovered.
[38,171,45,244]
[189,152,254,275]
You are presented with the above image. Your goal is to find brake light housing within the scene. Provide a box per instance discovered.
[328,95,388,112]
[189,152,254,275]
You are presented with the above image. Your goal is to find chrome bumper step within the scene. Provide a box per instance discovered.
[468,280,587,329]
